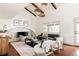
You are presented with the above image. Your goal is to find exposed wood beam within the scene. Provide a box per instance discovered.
[51,3,57,10]
[31,3,44,13]
[24,7,36,16]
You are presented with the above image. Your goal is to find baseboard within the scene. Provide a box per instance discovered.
[63,43,79,47]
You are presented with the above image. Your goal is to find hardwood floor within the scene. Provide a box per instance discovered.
[54,45,79,56]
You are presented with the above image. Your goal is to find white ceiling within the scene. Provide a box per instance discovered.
[0,3,27,19]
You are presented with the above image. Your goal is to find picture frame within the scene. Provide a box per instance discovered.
[13,20,28,26]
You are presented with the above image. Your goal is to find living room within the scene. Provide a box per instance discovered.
[0,1,79,57]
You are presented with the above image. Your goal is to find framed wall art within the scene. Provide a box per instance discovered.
[13,20,28,26]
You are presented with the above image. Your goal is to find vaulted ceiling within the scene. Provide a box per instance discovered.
[0,3,62,19]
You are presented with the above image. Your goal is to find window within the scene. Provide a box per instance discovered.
[43,22,60,34]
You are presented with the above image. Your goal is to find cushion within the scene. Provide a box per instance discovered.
[17,32,28,38]
[48,34,59,38]
[19,35,27,42]
[34,44,46,56]
[48,37,56,41]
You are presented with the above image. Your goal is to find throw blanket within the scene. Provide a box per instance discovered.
[34,40,56,53]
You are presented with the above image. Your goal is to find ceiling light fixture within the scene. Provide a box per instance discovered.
[34,8,45,17]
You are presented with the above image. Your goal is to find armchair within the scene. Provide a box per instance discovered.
[52,37,64,54]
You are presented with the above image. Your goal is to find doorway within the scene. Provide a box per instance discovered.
[74,18,79,44]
